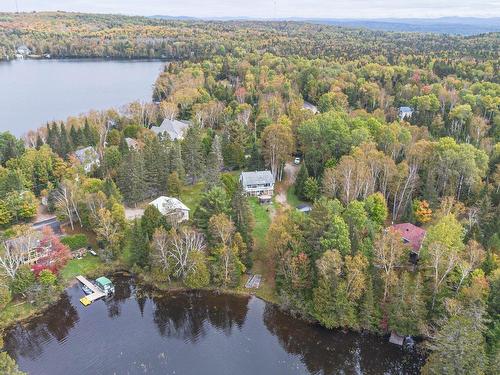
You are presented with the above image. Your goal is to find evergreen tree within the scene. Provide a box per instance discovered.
[169,142,185,181]
[205,134,224,189]
[69,124,79,148]
[182,124,204,184]
[231,184,254,248]
[247,141,264,171]
[295,163,309,199]
[117,150,146,205]
[167,171,182,197]
[359,275,379,332]
[194,186,231,231]
[129,220,150,268]
[141,205,167,239]
[143,137,169,197]
[59,122,72,157]
[388,272,426,336]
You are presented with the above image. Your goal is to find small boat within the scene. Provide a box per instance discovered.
[81,284,93,295]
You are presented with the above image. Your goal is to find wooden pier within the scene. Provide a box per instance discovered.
[76,275,105,306]
[245,274,262,289]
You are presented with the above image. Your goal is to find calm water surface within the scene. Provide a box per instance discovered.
[4,275,424,374]
[0,59,164,137]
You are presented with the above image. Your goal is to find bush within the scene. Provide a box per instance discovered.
[0,284,12,309]
[61,234,88,250]
[10,266,35,296]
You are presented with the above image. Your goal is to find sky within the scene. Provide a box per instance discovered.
[2,0,500,19]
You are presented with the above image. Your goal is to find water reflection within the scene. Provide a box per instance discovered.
[263,304,424,374]
[3,276,423,375]
[5,292,79,362]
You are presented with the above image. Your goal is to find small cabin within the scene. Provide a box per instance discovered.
[390,223,426,263]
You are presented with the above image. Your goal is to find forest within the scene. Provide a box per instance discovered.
[0,11,499,375]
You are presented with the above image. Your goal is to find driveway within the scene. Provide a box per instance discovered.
[275,162,299,208]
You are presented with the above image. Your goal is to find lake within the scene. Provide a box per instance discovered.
[0,59,165,137]
[3,275,424,374]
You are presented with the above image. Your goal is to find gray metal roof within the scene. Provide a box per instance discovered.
[74,146,98,163]
[151,119,191,140]
[240,170,274,186]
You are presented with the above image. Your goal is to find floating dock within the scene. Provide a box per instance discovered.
[76,275,105,306]
[245,274,262,289]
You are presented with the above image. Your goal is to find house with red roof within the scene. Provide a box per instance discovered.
[390,223,426,263]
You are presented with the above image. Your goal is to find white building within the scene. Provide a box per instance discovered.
[149,196,190,223]
[150,119,191,141]
[240,170,275,197]
[74,146,100,173]
[399,106,414,120]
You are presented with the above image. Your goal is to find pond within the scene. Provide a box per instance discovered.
[3,275,424,374]
[0,59,165,137]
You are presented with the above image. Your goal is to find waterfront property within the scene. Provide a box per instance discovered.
[74,146,100,173]
[240,170,275,197]
[391,222,426,262]
[149,196,190,223]
[151,118,191,140]
[77,275,114,306]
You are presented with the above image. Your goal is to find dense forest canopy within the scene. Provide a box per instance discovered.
[0,11,499,375]
[0,12,499,69]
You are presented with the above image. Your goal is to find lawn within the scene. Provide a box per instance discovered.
[180,181,205,211]
[286,185,306,208]
[249,197,271,249]
[59,254,103,283]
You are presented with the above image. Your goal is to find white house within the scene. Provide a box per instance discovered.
[399,106,413,120]
[150,119,191,141]
[149,196,190,223]
[240,170,275,197]
[74,146,100,173]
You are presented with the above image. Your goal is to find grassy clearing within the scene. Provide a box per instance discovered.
[59,254,103,283]
[249,197,271,249]
[180,181,205,211]
[286,185,306,208]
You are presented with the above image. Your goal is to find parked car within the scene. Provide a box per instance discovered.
[294,157,301,165]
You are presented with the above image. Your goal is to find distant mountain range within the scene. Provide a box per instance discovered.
[150,16,500,35]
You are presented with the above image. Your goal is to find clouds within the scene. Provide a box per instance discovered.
[2,0,499,18]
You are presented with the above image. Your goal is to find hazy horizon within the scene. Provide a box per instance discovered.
[2,0,500,19]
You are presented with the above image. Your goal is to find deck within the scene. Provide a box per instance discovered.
[76,275,105,305]
[245,274,262,289]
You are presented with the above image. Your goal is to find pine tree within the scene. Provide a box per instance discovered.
[69,124,79,148]
[167,171,182,197]
[194,187,231,231]
[206,134,224,189]
[143,137,169,197]
[59,122,72,157]
[231,184,254,248]
[117,150,146,205]
[129,220,150,268]
[182,124,204,184]
[359,275,379,332]
[295,163,309,199]
[169,143,185,181]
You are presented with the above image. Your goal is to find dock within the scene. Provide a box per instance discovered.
[76,275,105,306]
[245,274,262,289]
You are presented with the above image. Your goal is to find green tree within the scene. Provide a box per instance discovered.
[364,192,388,228]
[167,171,182,197]
[303,177,320,201]
[294,163,309,200]
[129,220,150,268]
[10,266,35,295]
[184,251,210,288]
[182,123,204,184]
[38,269,57,287]
[141,205,167,239]
[0,352,27,375]
[388,273,426,336]
[319,215,351,255]
[194,187,231,231]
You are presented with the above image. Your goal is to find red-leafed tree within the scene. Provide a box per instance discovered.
[32,227,71,276]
